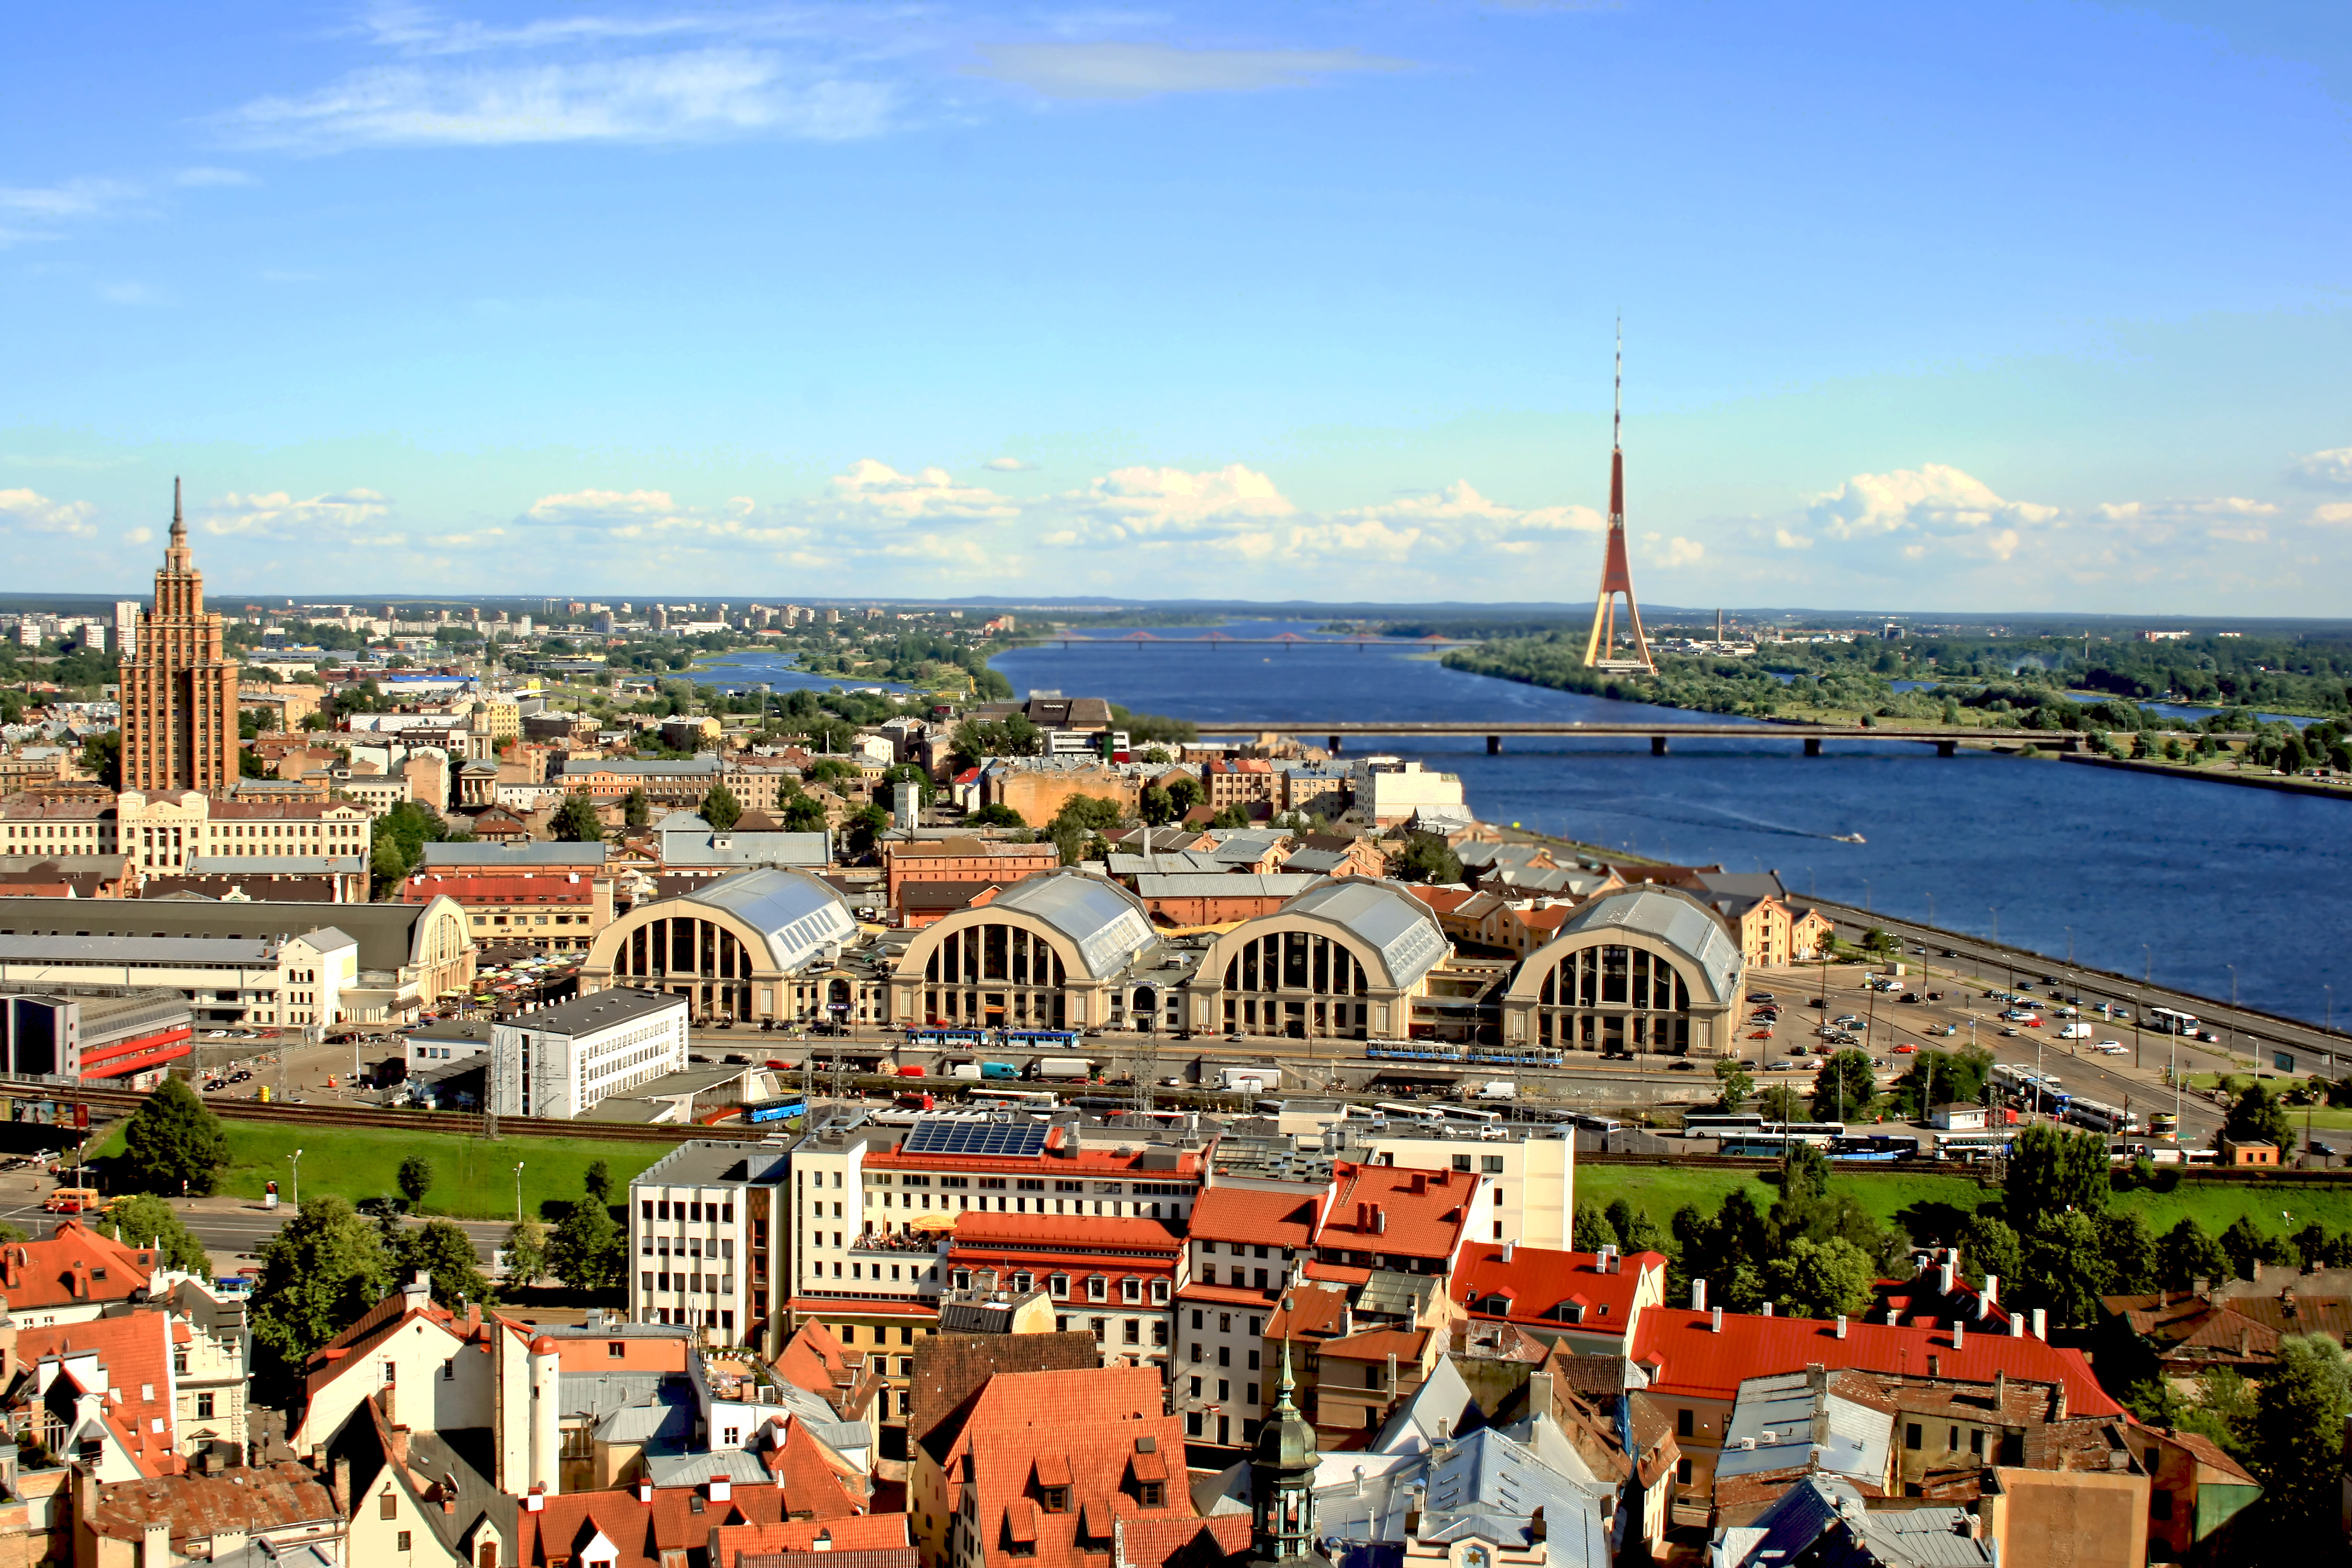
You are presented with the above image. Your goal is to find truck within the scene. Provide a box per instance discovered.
[2057,1022,2094,1039]
[1474,1080,1517,1102]
[944,1062,983,1081]
[1218,1065,1282,1094]
[1028,1057,1093,1082]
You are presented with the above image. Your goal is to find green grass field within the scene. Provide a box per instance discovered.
[1578,1163,2352,1245]
[86,1121,674,1221]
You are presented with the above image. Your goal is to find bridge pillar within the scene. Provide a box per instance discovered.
[1328,735,1343,755]
[1803,737,1823,757]
[1486,735,1501,755]
[2056,735,2083,753]
[1937,740,1957,758]
[1651,735,1668,756]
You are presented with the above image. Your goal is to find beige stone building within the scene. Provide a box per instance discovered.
[1499,886,1746,1058]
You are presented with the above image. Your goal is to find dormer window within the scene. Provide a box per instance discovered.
[1042,1487,1068,1514]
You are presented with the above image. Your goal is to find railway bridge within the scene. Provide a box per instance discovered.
[1184,720,2255,756]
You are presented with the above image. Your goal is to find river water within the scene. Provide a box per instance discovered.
[986,622,2349,1028]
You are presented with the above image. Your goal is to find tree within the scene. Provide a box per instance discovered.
[503,1218,549,1288]
[2098,1210,2157,1294]
[1164,775,1204,815]
[79,731,122,789]
[1808,1050,1877,1121]
[2156,1216,2230,1289]
[2004,1124,2111,1229]
[780,795,829,832]
[1139,786,1177,826]
[1572,1200,1618,1252]
[1208,803,1253,831]
[844,803,890,855]
[1889,1049,1993,1118]
[2251,1334,2352,1546]
[397,1155,434,1210]
[119,1076,230,1196]
[880,763,934,808]
[970,803,1025,828]
[1758,1236,1878,1319]
[1053,795,1127,835]
[1759,1084,1807,1123]
[1712,1058,1754,1114]
[551,791,604,843]
[97,1194,211,1275]
[249,1197,393,1383]
[584,1160,613,1204]
[1956,1213,2023,1289]
[1389,834,1463,885]
[623,786,652,828]
[2218,1215,2282,1281]
[399,1219,492,1309]
[546,1189,624,1292]
[699,782,742,832]
[2016,1211,2113,1327]
[2223,1081,2298,1157]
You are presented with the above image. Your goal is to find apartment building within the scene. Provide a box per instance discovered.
[400,868,615,952]
[0,797,117,858]
[628,1140,793,1348]
[117,789,372,875]
[1361,1121,1576,1249]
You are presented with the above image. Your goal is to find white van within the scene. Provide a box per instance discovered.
[2057,1022,2094,1039]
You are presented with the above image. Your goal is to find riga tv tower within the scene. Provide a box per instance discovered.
[1580,320,1656,674]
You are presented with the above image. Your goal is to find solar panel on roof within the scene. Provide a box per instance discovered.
[902,1118,1049,1157]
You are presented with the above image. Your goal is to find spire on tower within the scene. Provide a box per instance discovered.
[171,476,185,543]
[1583,321,1654,675]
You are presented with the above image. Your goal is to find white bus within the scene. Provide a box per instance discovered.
[1442,1105,1503,1125]
[2148,1007,2201,1036]
[1374,1100,1446,1122]
[2066,1099,2140,1135]
[967,1087,1058,1108]
[1683,1113,1768,1138]
[1935,1131,2014,1163]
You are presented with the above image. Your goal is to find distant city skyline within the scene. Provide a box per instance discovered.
[3,2,2348,610]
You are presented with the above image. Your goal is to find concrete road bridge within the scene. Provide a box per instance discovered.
[1184,720,2256,756]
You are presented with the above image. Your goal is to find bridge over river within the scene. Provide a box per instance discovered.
[1184,720,2256,755]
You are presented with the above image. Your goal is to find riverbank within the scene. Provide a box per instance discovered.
[2061,752,2352,800]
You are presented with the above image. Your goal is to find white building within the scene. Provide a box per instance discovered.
[492,987,690,1120]
[627,1140,794,1346]
[1358,760,1466,826]
[114,600,141,659]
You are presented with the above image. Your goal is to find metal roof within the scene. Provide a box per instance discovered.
[0,895,452,972]
[501,986,685,1037]
[1717,1371,1891,1486]
[1273,879,1449,989]
[1133,874,1321,898]
[185,855,365,875]
[1555,887,1743,1005]
[984,872,1154,981]
[675,867,858,973]
[423,841,609,868]
[0,934,280,965]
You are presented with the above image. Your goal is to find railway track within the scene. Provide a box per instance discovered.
[13,1082,769,1146]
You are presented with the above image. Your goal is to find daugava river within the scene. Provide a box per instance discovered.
[975,622,2348,1028]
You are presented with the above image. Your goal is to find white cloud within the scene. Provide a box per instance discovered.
[970,41,1408,100]
[825,459,1019,523]
[2310,503,2352,527]
[1772,528,1812,550]
[2290,446,2352,492]
[1060,463,1297,542]
[201,488,393,540]
[1794,463,2054,562]
[125,527,154,546]
[0,489,99,538]
[221,51,896,150]
[0,177,136,218]
[1653,535,1704,569]
[984,456,1035,472]
[175,166,257,187]
[96,282,165,307]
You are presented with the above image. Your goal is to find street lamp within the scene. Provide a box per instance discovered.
[514,1162,526,1224]
[289,1148,303,1209]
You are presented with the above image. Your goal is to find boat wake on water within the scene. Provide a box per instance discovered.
[1579,799,1866,845]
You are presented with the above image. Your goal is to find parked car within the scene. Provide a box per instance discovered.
[1893,1044,1916,1054]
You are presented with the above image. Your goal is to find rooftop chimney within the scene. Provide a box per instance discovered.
[1953,1320,1965,1350]
[1710,1305,1723,1333]
[2032,1308,2047,1341]
[1762,1302,1774,1318]
[1994,1370,2006,1406]
[1691,1279,1708,1312]
[1927,1354,1942,1377]
[1835,1316,1847,1339]
[2009,1316,2025,1338]
[1939,1260,1956,1295]
[1501,1242,1514,1263]
[1981,1275,1999,1312]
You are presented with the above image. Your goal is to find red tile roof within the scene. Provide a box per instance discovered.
[714,1513,915,1568]
[513,1481,793,1568]
[18,1308,180,1475]
[1451,1244,1665,1334]
[0,1222,157,1313]
[936,1367,1196,1568]
[82,1462,336,1545]
[763,1419,864,1518]
[1318,1161,1478,1262]
[1186,1188,1316,1248]
[1628,1308,2120,1418]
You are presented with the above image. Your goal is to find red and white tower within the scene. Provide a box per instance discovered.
[1581,322,1655,674]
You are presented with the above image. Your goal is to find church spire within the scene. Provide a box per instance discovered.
[1249,1325,1325,1568]
[165,476,193,572]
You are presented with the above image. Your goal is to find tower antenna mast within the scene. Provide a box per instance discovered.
[1581,315,1656,675]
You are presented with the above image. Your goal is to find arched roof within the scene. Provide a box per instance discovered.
[665,867,858,973]
[1526,886,1743,1005]
[1212,878,1449,991]
[976,871,1155,981]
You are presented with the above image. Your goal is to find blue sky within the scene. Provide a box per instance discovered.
[3,1,2349,610]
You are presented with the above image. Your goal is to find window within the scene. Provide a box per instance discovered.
[1218,1347,1231,1367]
[442,1358,456,1381]
[1677,1409,1694,1439]
[1140,1483,1163,1508]
[196,1393,215,1419]
[1217,1379,1230,1401]
[398,1533,413,1553]
[382,1491,399,1519]
[1042,1487,1068,1514]
[1949,1426,1961,1452]
[1191,1344,1203,1364]
[608,1342,626,1359]
[1190,1376,1203,1398]
[1190,1309,1204,1330]
[1676,1457,1693,1486]
[1482,1155,1504,1174]
[1905,1423,1922,1451]
[1364,1365,1380,1389]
